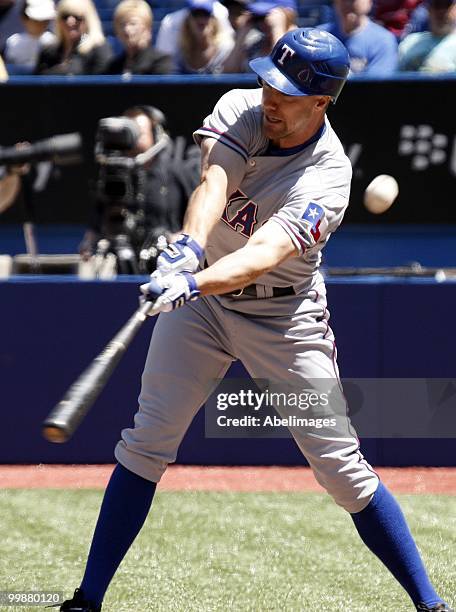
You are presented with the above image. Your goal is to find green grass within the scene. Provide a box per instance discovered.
[0,490,454,611]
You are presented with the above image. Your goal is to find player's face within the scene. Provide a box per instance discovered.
[261,81,329,147]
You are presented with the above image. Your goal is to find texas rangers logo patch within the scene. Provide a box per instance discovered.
[301,202,324,242]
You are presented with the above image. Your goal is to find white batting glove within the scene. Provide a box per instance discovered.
[155,233,203,277]
[140,271,200,316]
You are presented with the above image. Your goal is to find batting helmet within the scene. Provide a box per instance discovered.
[249,28,350,103]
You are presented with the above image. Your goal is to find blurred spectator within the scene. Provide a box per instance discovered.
[106,0,172,75]
[221,0,250,30]
[319,0,398,74]
[398,0,456,70]
[373,0,422,39]
[4,0,56,71]
[155,0,233,57]
[35,0,112,75]
[402,2,430,37]
[172,0,234,73]
[0,52,7,79]
[0,0,24,54]
[223,0,297,73]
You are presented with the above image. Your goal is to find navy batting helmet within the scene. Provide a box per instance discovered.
[249,28,350,103]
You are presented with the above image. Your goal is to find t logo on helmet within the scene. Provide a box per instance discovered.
[277,43,295,66]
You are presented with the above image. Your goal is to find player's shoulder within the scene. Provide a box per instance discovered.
[194,88,264,159]
[292,118,352,197]
[211,87,263,136]
[320,118,351,171]
[215,88,262,115]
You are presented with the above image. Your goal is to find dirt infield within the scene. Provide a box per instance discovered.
[0,465,455,493]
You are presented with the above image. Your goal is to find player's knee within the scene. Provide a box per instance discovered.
[311,450,380,513]
[324,475,379,513]
[114,438,171,484]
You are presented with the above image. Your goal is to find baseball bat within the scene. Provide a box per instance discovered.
[42,300,153,443]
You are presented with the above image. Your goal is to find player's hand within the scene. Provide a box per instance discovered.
[155,233,203,276]
[140,271,200,316]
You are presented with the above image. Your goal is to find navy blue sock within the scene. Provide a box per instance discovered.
[351,481,442,607]
[80,463,156,607]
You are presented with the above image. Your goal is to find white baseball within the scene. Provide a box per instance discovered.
[364,174,399,214]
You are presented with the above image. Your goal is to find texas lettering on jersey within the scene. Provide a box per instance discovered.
[221,189,258,238]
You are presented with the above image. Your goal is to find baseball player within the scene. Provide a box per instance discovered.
[59,29,452,612]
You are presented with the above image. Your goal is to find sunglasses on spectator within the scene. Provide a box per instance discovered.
[60,12,85,22]
[190,8,212,17]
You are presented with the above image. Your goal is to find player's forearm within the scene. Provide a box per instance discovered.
[194,230,297,296]
[193,248,272,295]
[194,246,286,295]
[182,167,229,248]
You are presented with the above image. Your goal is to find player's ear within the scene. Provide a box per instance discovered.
[314,96,330,111]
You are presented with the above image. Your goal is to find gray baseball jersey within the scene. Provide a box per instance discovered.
[194,88,352,296]
[116,87,379,513]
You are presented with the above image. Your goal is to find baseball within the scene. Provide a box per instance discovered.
[364,174,399,214]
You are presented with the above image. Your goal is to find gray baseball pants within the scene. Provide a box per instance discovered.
[115,293,379,513]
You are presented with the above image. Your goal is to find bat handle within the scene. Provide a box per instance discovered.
[139,299,155,317]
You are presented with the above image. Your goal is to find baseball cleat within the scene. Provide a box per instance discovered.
[57,588,101,611]
[416,603,453,611]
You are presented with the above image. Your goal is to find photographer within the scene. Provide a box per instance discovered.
[81,105,199,274]
[0,134,82,216]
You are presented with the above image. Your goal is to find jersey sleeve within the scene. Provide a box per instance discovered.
[193,89,259,162]
[270,191,349,254]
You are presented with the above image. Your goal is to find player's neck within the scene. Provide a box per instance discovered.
[271,116,326,150]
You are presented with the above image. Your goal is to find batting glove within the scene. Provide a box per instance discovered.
[155,233,203,277]
[140,271,200,315]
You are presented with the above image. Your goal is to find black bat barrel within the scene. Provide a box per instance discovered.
[42,301,152,443]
